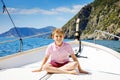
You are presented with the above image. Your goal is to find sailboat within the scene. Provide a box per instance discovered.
[0,35,120,80]
[0,0,120,80]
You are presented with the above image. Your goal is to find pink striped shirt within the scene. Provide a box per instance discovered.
[46,42,74,63]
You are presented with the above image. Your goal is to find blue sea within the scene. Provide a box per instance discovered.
[0,37,120,57]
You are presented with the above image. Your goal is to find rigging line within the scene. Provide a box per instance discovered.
[1,0,22,39]
[0,38,18,44]
[1,0,23,52]
[0,31,52,44]
[95,30,120,39]
[22,31,52,39]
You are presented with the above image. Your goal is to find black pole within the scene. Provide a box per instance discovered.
[75,30,82,57]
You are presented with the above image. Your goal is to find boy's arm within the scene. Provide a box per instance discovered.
[70,53,82,72]
[40,55,49,69]
[71,53,89,74]
[32,55,49,72]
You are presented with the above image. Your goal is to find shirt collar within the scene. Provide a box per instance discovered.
[54,42,64,48]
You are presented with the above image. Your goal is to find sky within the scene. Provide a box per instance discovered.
[0,0,94,34]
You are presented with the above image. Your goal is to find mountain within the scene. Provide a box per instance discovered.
[0,26,55,38]
[62,0,120,40]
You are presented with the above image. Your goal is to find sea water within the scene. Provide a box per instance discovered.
[84,40,120,53]
[0,37,120,57]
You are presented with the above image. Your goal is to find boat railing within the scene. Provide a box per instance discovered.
[0,0,53,53]
[0,31,52,52]
[94,30,120,43]
[0,32,52,44]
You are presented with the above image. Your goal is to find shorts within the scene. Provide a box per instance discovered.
[50,60,69,67]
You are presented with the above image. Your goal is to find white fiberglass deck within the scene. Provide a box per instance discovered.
[0,42,120,80]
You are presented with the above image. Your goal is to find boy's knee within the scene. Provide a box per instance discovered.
[42,64,47,70]
[42,64,50,71]
[73,61,78,67]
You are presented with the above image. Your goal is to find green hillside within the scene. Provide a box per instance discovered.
[62,0,120,40]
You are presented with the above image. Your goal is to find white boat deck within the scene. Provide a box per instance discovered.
[0,41,120,80]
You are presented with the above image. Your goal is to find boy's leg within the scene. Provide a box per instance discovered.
[59,61,78,71]
[60,61,89,74]
[42,63,78,75]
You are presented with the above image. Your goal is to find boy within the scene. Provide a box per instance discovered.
[32,28,88,75]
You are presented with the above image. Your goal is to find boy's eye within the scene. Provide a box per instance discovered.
[55,35,62,38]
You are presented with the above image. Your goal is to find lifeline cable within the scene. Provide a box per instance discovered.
[1,0,23,52]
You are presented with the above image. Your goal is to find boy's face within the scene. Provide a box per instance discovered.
[52,33,64,46]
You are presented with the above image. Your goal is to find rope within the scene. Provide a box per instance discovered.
[0,31,52,44]
[0,38,18,44]
[0,0,53,52]
[22,31,52,39]
[94,30,120,44]
[1,0,22,39]
[1,0,23,51]
[94,30,120,39]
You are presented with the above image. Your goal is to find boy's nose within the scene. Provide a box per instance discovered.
[58,37,61,39]
[58,37,62,39]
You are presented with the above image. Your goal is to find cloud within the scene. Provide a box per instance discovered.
[52,5,84,14]
[57,17,66,21]
[5,4,84,15]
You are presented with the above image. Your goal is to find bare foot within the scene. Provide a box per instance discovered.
[68,70,79,75]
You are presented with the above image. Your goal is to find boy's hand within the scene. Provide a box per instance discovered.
[32,68,42,72]
[79,69,89,74]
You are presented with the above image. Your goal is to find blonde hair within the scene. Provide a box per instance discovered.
[52,28,64,36]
